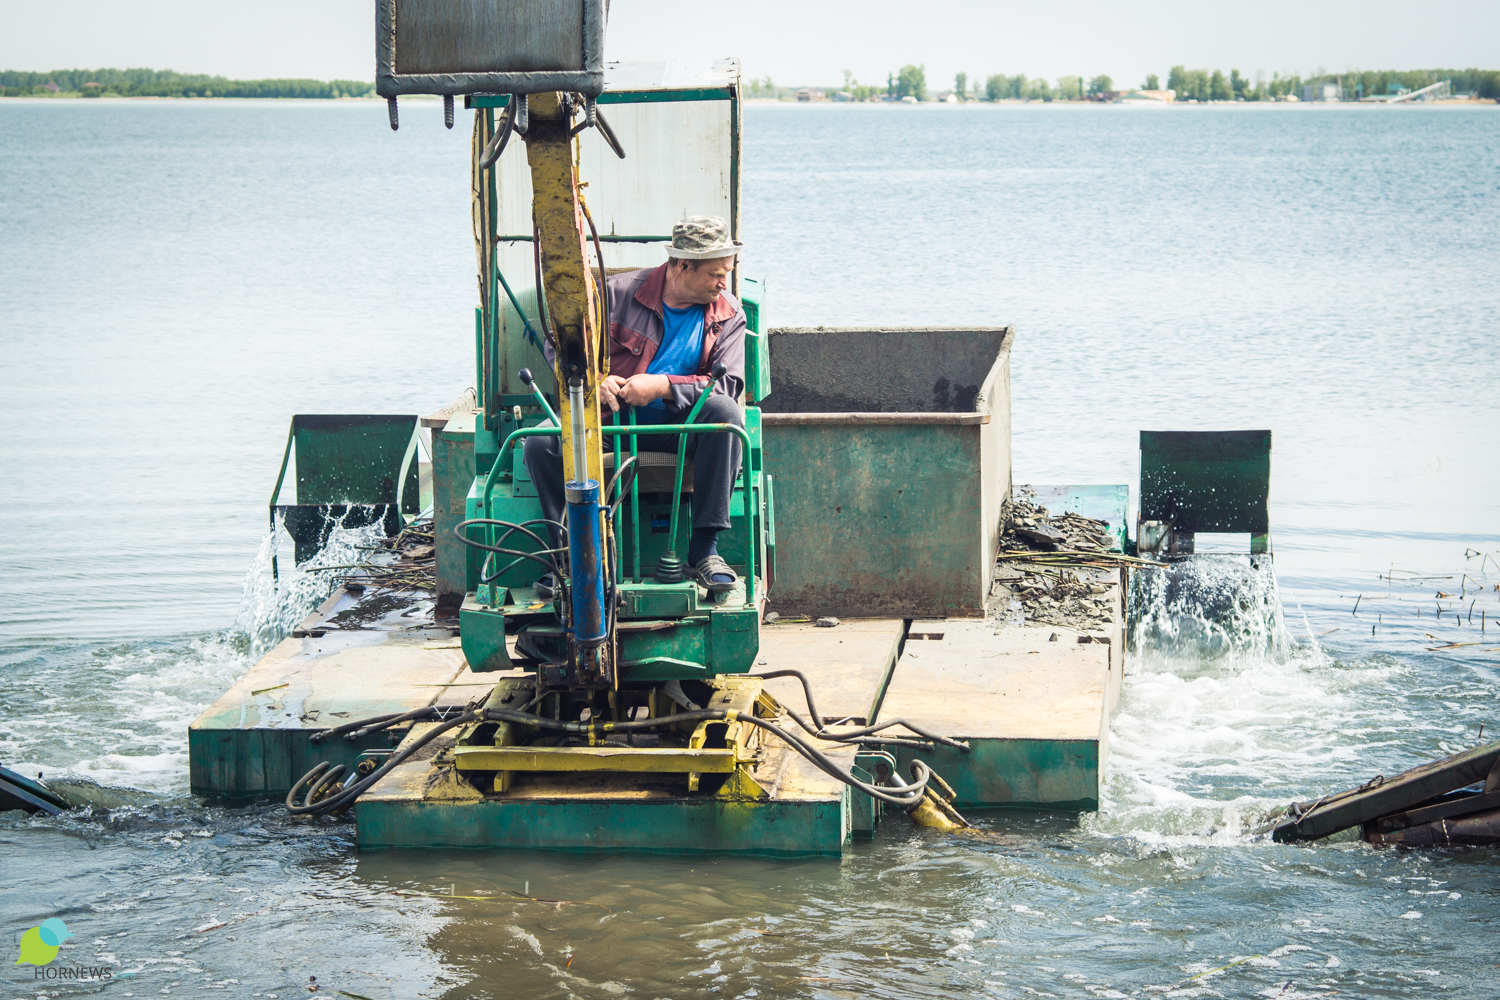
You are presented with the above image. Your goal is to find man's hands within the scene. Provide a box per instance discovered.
[599,373,671,412]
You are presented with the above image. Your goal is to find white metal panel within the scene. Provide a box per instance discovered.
[488,62,739,395]
[495,100,732,267]
[602,58,739,92]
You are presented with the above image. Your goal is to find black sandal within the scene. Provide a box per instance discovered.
[691,554,738,593]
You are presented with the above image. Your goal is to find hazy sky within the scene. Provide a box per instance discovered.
[4,0,1496,88]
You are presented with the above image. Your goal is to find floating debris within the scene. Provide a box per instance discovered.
[338,520,436,593]
[999,487,1111,554]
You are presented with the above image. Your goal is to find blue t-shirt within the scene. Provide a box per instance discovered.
[642,302,705,412]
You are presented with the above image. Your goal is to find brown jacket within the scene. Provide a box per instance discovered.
[606,264,746,411]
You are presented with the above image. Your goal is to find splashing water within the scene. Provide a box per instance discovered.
[1130,555,1290,663]
[1098,555,1412,844]
[233,512,392,658]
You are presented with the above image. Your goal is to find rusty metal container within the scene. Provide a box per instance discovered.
[760,327,1014,618]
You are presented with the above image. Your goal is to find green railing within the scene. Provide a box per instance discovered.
[479,421,756,602]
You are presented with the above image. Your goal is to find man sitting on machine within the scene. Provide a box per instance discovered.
[524,214,747,597]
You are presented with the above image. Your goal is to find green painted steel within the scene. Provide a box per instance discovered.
[470,422,763,598]
[188,723,404,799]
[740,277,770,403]
[1139,430,1271,535]
[433,413,478,606]
[758,327,1012,618]
[458,597,513,672]
[460,585,761,677]
[763,422,987,617]
[355,792,850,856]
[282,415,420,507]
[269,414,422,564]
[892,739,1100,811]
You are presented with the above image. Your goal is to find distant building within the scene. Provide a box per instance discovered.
[1119,89,1174,104]
[831,91,853,102]
[43,82,60,92]
[795,89,827,102]
[1302,82,1343,102]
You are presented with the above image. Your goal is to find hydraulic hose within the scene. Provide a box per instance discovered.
[453,518,569,587]
[310,704,471,745]
[289,687,956,816]
[752,670,971,752]
[481,707,932,808]
[287,710,481,817]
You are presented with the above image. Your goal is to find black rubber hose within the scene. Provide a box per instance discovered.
[286,761,332,810]
[481,707,930,808]
[310,713,402,745]
[287,711,481,817]
[752,670,970,751]
[532,227,557,349]
[305,763,347,804]
[737,714,931,807]
[454,518,568,584]
[479,105,513,169]
[454,519,560,556]
[310,705,470,745]
[581,195,608,360]
[605,455,637,505]
[480,547,561,584]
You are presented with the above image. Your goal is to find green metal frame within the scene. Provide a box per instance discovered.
[267,414,423,569]
[740,277,770,403]
[476,422,759,602]
[1140,430,1271,554]
[466,88,734,110]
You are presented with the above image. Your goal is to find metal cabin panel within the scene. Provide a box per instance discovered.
[491,62,739,397]
[494,102,733,266]
[377,0,604,97]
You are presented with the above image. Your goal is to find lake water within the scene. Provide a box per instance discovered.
[2,98,1499,999]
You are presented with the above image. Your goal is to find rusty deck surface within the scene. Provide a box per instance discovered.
[756,618,904,722]
[876,616,1123,810]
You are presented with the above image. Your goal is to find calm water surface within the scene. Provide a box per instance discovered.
[2,99,1499,999]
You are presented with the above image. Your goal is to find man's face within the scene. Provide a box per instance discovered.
[674,257,735,304]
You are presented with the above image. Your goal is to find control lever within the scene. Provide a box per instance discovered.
[518,368,560,427]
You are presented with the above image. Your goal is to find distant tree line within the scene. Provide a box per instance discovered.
[0,68,376,99]
[1163,65,1500,101]
[752,63,1500,103]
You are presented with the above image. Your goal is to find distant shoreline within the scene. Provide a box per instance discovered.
[3,94,1490,107]
[741,97,1496,107]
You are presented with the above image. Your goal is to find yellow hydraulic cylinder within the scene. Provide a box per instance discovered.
[524,91,605,488]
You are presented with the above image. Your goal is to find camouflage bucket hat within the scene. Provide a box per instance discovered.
[664,215,743,259]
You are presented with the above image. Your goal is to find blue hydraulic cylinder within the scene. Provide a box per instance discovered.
[565,479,608,647]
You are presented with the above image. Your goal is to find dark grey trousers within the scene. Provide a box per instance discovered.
[522,393,744,549]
